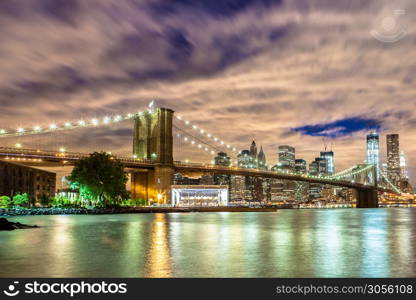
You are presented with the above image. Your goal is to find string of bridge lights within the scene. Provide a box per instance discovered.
[174,129,240,165]
[174,115,240,155]
[0,111,143,138]
[380,171,402,194]
[329,165,360,178]
[327,164,375,180]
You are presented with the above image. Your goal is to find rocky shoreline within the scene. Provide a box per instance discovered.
[0,206,279,217]
[0,217,38,231]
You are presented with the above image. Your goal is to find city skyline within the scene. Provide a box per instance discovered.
[0,0,415,185]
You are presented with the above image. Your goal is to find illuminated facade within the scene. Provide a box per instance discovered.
[171,185,228,207]
[214,152,231,186]
[400,151,408,179]
[320,151,334,174]
[257,146,267,170]
[366,132,380,180]
[386,134,401,184]
[230,175,245,201]
[295,159,307,174]
[238,150,255,168]
[278,145,295,171]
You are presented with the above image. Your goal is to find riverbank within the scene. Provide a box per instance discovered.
[0,206,280,216]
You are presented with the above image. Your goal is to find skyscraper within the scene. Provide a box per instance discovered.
[366,132,380,179]
[278,145,295,171]
[386,134,401,184]
[238,150,255,168]
[320,151,334,174]
[257,146,267,170]
[250,140,257,168]
[309,157,327,176]
[214,152,231,186]
[237,148,255,201]
[295,159,307,174]
[400,151,408,179]
[214,152,231,167]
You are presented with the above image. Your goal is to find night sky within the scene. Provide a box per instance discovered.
[0,0,415,184]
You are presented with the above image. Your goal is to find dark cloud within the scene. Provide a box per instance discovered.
[149,0,281,17]
[40,0,81,25]
[293,117,382,138]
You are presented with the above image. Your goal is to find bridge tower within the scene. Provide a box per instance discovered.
[131,106,174,205]
[356,164,379,208]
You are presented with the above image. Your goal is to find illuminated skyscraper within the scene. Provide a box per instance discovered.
[309,157,327,176]
[214,152,231,167]
[400,151,408,179]
[320,151,335,174]
[278,145,295,171]
[257,146,267,170]
[237,148,255,201]
[386,134,401,184]
[238,150,254,168]
[214,152,231,186]
[295,159,307,174]
[366,132,380,179]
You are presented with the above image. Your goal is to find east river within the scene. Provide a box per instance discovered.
[1,209,415,277]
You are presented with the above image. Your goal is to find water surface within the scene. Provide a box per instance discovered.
[1,209,415,277]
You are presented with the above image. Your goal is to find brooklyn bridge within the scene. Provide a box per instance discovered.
[0,104,401,208]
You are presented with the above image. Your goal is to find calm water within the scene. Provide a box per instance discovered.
[1,209,416,277]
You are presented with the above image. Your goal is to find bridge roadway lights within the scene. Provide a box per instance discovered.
[356,188,379,208]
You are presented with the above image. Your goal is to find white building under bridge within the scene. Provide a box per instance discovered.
[171,185,229,207]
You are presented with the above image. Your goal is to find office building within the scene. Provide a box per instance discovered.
[320,151,335,174]
[278,145,295,171]
[214,152,231,186]
[386,134,401,184]
[366,132,380,180]
[257,146,267,170]
[295,159,307,174]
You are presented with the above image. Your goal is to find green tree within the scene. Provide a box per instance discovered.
[0,196,12,208]
[68,152,128,206]
[13,193,29,207]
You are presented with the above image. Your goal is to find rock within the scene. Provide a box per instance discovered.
[0,217,38,231]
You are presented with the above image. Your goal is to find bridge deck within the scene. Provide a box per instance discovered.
[0,147,395,194]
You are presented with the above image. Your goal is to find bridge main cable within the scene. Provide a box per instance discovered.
[0,110,144,138]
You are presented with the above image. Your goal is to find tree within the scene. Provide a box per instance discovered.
[12,193,29,207]
[0,196,12,208]
[68,152,128,206]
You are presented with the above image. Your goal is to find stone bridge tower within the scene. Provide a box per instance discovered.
[131,106,174,204]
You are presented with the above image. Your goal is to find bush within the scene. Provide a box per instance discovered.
[51,195,81,208]
[0,196,12,208]
[13,193,29,207]
[121,198,147,207]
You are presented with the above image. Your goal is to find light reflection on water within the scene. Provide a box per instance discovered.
[0,209,415,278]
